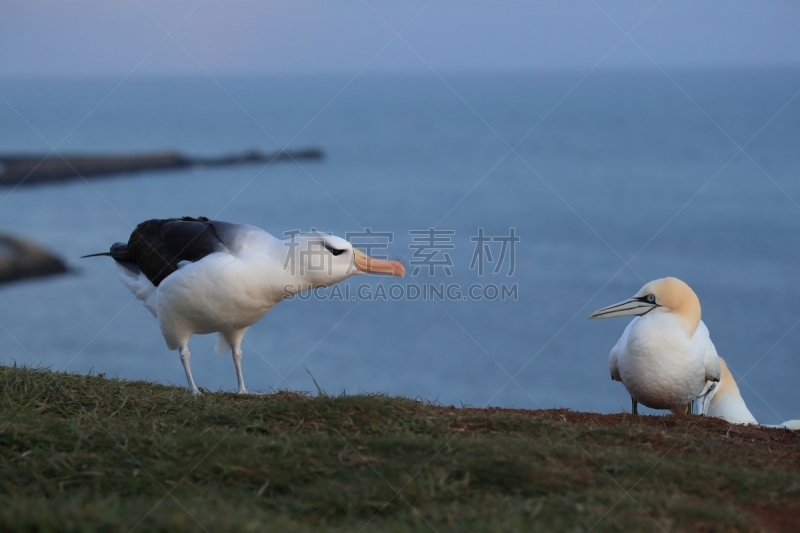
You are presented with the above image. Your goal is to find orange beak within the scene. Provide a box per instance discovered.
[353,249,405,277]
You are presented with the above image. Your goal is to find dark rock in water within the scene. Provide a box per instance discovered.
[0,234,69,285]
[0,148,324,186]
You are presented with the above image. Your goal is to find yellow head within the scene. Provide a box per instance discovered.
[589,277,701,336]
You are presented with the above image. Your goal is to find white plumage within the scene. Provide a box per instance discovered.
[591,277,721,414]
[703,357,799,430]
[85,217,405,395]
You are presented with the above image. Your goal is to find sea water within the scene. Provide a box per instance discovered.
[0,70,799,422]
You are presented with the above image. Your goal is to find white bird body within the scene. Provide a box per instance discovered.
[704,358,757,425]
[610,314,714,410]
[591,277,720,413]
[157,251,279,341]
[85,217,405,395]
[704,357,800,430]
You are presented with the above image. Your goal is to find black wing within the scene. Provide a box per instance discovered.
[126,216,228,286]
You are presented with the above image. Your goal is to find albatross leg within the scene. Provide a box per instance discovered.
[180,347,200,395]
[221,329,249,394]
[232,347,247,394]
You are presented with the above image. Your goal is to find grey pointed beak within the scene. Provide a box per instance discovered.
[589,297,657,319]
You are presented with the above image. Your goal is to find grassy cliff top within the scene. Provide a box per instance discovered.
[1,365,799,532]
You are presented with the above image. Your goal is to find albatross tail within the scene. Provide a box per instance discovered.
[81,243,131,261]
[82,243,158,317]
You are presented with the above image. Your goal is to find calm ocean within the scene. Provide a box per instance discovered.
[1,70,799,422]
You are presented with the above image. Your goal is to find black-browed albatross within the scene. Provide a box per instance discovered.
[83,217,405,395]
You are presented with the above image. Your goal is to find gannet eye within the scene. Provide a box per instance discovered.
[324,244,345,256]
[646,294,656,304]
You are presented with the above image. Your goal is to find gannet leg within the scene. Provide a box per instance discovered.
[180,347,200,395]
[693,381,717,415]
[631,397,638,415]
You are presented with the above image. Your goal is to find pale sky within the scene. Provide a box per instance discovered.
[1,1,799,76]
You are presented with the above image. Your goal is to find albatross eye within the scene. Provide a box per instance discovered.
[324,244,345,256]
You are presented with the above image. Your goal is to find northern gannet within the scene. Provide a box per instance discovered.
[699,357,800,430]
[589,277,721,415]
[700,357,757,424]
[83,217,405,395]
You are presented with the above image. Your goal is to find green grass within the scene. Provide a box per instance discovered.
[1,366,799,532]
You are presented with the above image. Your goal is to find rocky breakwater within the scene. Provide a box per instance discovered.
[0,233,68,284]
[0,148,323,186]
